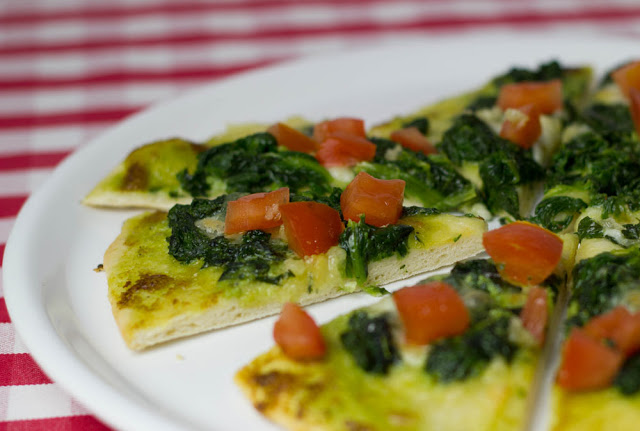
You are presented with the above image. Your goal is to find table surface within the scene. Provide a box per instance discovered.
[1,0,639,429]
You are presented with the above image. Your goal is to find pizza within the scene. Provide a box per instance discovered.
[236,222,573,431]
[105,176,487,350]
[235,59,640,430]
[83,61,591,218]
[98,59,600,350]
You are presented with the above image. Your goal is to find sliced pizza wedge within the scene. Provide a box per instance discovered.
[236,222,570,431]
[551,245,640,431]
[104,176,487,350]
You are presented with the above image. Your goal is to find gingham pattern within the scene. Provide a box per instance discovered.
[1,1,639,429]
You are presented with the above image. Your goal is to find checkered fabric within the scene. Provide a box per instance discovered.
[1,0,639,429]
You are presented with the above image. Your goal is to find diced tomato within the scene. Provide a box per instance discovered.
[497,80,563,115]
[630,88,640,137]
[273,302,326,360]
[393,282,470,345]
[482,221,563,287]
[341,171,405,227]
[279,201,344,257]
[557,328,624,391]
[390,127,437,155]
[611,60,640,99]
[520,286,548,346]
[584,306,640,356]
[224,188,290,235]
[267,122,319,153]
[313,117,366,143]
[315,133,376,167]
[499,104,542,149]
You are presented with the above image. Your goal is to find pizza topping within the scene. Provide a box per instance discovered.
[499,104,542,149]
[557,328,624,391]
[583,306,640,356]
[267,122,319,153]
[315,133,377,167]
[393,282,470,345]
[613,353,640,395]
[425,313,517,382]
[497,79,563,115]
[440,114,544,218]
[611,60,640,99]
[339,216,414,284]
[341,172,405,227]
[482,221,563,286]
[340,311,399,375]
[529,195,588,233]
[569,247,640,327]
[313,117,366,143]
[167,196,292,283]
[520,286,548,346]
[273,303,326,360]
[279,201,344,257]
[390,127,437,155]
[178,132,332,197]
[224,188,290,235]
[360,137,477,211]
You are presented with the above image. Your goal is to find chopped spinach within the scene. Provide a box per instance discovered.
[178,132,332,197]
[479,153,522,218]
[166,196,291,284]
[614,352,640,396]
[440,114,543,217]
[466,95,498,112]
[401,206,441,218]
[290,187,343,215]
[547,131,640,197]
[340,311,399,375]
[425,313,517,383]
[166,196,231,263]
[492,60,564,88]
[623,223,640,240]
[530,196,588,232]
[576,216,605,240]
[581,103,634,137]
[359,138,476,210]
[402,117,430,135]
[568,247,640,327]
[339,217,414,284]
[440,114,501,164]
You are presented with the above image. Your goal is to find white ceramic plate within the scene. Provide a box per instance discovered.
[4,32,638,431]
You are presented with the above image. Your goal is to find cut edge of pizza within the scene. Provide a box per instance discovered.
[104,179,488,350]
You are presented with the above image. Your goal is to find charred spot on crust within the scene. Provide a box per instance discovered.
[345,420,374,431]
[122,162,148,191]
[118,273,173,307]
[251,371,298,412]
[191,143,207,154]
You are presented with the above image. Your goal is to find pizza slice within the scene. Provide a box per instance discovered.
[104,174,487,350]
[550,245,640,431]
[83,118,318,210]
[236,222,571,431]
[84,61,592,217]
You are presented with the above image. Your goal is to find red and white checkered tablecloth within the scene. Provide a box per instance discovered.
[1,0,639,429]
